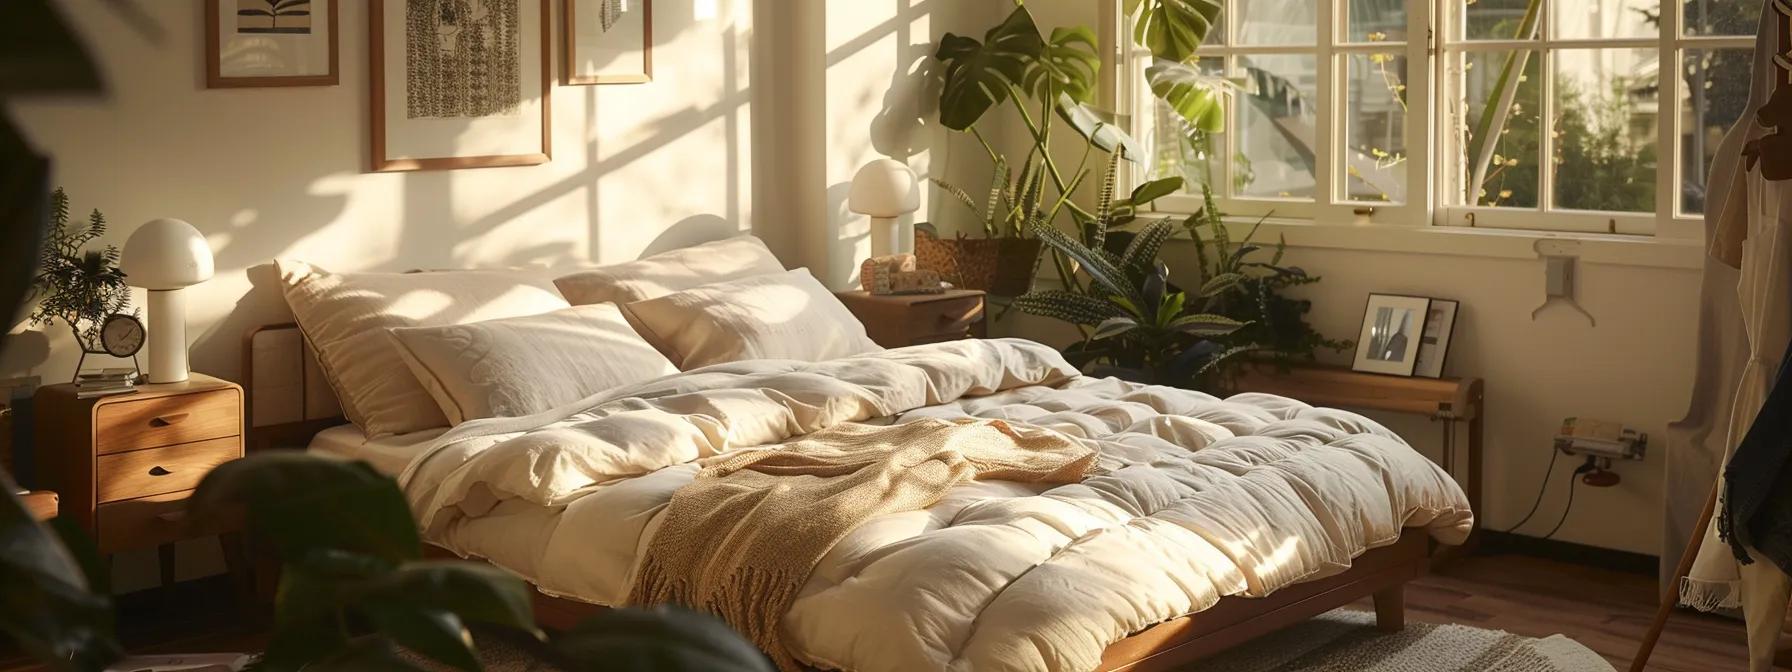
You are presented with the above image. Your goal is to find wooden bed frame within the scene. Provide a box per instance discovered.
[241,323,1430,671]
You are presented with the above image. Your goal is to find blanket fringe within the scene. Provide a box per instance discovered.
[1679,576,1744,612]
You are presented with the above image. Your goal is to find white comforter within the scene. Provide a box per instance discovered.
[398,339,1473,672]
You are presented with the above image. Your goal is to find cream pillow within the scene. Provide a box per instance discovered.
[626,268,883,370]
[386,304,677,424]
[275,260,571,438]
[553,235,785,305]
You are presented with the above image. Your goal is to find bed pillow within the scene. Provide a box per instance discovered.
[386,304,677,424]
[553,234,784,306]
[625,268,883,370]
[276,260,571,438]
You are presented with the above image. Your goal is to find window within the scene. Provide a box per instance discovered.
[1125,0,1759,236]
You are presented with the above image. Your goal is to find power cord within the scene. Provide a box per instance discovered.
[1503,450,1560,533]
[1543,457,1599,540]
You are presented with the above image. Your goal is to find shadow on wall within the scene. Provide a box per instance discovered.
[171,0,748,381]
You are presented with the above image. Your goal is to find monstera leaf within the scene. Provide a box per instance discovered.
[935,5,1044,131]
[1146,59,1232,133]
[1127,0,1224,63]
[1056,95,1145,164]
[1023,26,1099,105]
[0,473,120,672]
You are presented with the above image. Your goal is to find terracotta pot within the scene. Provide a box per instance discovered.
[914,233,1042,297]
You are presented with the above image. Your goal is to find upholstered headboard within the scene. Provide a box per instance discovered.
[241,322,345,451]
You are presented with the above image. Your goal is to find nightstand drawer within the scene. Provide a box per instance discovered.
[909,294,985,340]
[95,389,239,455]
[95,491,191,553]
[95,437,240,503]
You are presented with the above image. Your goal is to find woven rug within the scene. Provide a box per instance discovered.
[1181,609,1614,672]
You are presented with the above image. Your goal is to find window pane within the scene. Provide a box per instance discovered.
[1148,57,1227,191]
[1553,0,1657,40]
[1344,52,1408,203]
[1236,54,1318,199]
[1458,0,1540,41]
[1686,0,1762,36]
[1681,48,1755,215]
[1459,50,1542,207]
[1347,0,1407,43]
[1553,48,1660,213]
[1238,0,1316,45]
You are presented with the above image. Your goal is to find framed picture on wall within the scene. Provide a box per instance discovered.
[1351,294,1431,377]
[564,0,652,85]
[370,0,553,172]
[1412,298,1460,379]
[205,0,340,88]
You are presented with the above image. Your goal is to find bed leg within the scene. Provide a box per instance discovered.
[1373,584,1406,632]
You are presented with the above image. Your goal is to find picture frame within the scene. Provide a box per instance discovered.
[563,0,653,85]
[205,0,340,88]
[1412,299,1460,379]
[370,0,553,172]
[1351,294,1432,377]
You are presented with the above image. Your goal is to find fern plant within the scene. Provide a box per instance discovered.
[1015,159,1349,388]
[28,189,133,353]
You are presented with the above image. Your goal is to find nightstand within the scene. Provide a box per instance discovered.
[33,373,245,587]
[836,289,987,348]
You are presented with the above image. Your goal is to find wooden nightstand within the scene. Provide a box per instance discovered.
[837,289,987,348]
[33,373,245,586]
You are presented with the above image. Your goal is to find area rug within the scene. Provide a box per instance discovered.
[1182,609,1615,672]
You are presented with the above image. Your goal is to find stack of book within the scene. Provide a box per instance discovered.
[75,368,140,399]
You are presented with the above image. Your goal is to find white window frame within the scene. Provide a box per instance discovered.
[1115,0,1757,240]
[1436,1,1756,237]
[1125,0,1436,227]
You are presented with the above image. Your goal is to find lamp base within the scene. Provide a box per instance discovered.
[145,289,190,384]
[868,216,914,257]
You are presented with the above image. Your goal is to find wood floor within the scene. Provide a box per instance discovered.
[1353,552,1755,671]
[0,551,1762,671]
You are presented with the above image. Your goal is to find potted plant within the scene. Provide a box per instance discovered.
[1015,159,1349,388]
[27,188,135,367]
[921,2,1227,298]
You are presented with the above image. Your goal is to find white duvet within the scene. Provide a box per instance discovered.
[398,339,1473,672]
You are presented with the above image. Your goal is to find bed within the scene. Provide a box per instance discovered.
[242,240,1473,672]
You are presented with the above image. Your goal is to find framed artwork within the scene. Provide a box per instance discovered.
[205,0,340,88]
[1412,299,1460,379]
[370,0,553,172]
[564,0,653,85]
[1351,294,1431,377]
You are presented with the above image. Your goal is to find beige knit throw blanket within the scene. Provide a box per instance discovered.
[625,417,1100,671]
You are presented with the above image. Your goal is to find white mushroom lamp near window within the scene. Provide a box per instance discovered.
[849,159,920,257]
[120,218,214,384]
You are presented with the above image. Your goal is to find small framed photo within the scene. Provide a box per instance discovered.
[564,0,653,85]
[1413,299,1460,379]
[1352,294,1432,376]
[205,0,340,88]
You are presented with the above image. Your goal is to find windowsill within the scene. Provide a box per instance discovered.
[1153,215,1706,270]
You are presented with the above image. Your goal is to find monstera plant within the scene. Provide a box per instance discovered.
[921,0,1227,297]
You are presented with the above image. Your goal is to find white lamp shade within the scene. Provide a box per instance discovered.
[121,218,214,290]
[848,159,920,218]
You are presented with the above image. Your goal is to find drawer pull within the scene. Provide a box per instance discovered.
[148,466,173,476]
[150,413,191,427]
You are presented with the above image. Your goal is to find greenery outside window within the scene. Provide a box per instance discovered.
[1124,0,1759,238]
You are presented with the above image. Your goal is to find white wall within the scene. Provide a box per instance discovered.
[9,0,757,385]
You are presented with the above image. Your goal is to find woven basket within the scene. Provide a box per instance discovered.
[915,232,1041,297]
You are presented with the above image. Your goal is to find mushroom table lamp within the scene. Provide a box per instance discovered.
[121,218,214,384]
[849,159,921,257]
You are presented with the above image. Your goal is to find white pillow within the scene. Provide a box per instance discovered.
[553,235,785,306]
[275,260,571,438]
[625,268,883,370]
[386,304,678,424]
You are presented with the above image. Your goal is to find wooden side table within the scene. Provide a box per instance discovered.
[33,373,247,589]
[1232,363,1484,555]
[836,289,988,348]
